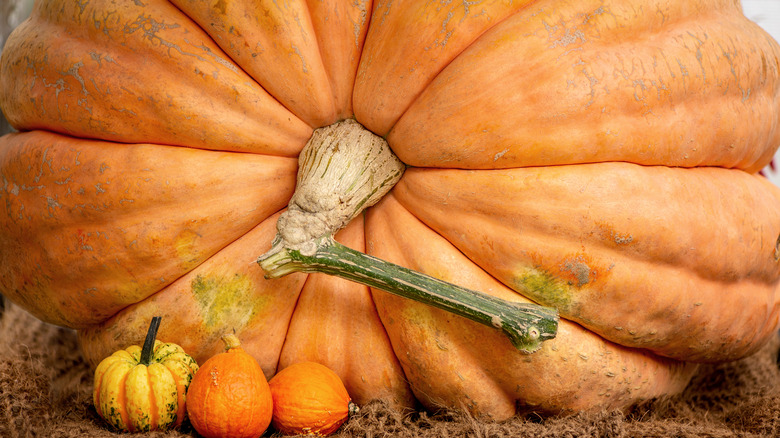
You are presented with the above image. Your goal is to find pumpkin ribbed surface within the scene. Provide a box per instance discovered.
[2,0,780,419]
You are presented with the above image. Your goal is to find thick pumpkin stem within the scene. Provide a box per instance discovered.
[140,316,161,366]
[258,119,558,353]
[260,237,557,352]
[263,119,405,258]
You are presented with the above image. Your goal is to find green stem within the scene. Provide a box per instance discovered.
[259,237,558,353]
[139,316,161,366]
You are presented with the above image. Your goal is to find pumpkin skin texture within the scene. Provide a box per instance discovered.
[186,334,274,438]
[2,0,780,421]
[391,164,780,362]
[0,131,297,328]
[0,0,312,155]
[78,211,307,381]
[366,195,698,415]
[269,361,359,436]
[372,0,780,170]
[92,318,199,432]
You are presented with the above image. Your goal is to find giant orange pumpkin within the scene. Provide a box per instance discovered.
[2,0,780,420]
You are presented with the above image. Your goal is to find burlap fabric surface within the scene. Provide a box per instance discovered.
[2,296,779,438]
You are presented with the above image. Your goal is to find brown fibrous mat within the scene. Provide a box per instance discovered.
[2,298,779,438]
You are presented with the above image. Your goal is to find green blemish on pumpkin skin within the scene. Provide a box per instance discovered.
[513,267,575,312]
[190,272,264,329]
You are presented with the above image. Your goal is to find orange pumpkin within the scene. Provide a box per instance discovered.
[186,333,273,438]
[2,0,780,420]
[269,361,359,436]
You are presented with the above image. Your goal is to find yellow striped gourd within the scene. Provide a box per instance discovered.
[92,317,198,432]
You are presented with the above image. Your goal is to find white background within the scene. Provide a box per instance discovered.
[744,0,780,185]
[743,0,780,42]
